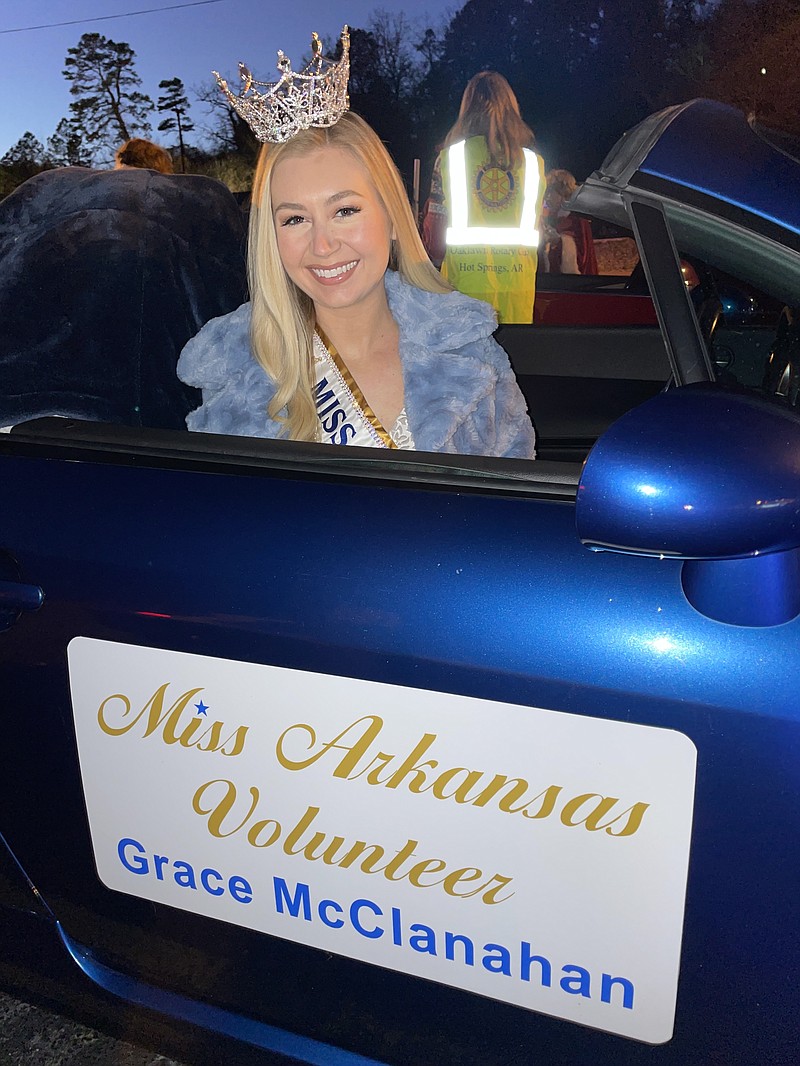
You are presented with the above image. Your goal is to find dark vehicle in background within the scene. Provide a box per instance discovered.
[1,99,800,1065]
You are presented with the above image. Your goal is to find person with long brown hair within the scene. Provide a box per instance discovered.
[422,71,545,324]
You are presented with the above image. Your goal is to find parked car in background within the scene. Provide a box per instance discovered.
[1,98,799,1065]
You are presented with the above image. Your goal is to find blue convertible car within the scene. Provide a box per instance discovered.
[1,99,799,1064]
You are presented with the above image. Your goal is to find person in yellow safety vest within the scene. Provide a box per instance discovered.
[421,71,545,324]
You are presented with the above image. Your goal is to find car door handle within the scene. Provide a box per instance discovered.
[0,579,44,613]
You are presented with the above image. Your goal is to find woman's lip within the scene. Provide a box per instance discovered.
[308,259,359,282]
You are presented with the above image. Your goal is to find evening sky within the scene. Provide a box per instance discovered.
[1,0,456,157]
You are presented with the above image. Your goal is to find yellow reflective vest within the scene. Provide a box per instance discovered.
[439,136,545,324]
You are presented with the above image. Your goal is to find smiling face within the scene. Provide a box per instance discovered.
[271,146,395,321]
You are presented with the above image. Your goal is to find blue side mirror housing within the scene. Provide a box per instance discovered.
[576,384,800,626]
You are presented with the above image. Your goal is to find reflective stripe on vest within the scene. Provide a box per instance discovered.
[445,140,540,246]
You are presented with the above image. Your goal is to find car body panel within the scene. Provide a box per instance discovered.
[2,425,800,1063]
[638,100,800,237]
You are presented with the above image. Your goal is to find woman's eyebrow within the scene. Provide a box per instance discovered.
[273,190,363,213]
[327,189,363,203]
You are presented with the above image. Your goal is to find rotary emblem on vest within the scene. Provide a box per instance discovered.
[475,164,516,211]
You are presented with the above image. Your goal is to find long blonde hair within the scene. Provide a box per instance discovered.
[444,71,534,169]
[248,111,450,441]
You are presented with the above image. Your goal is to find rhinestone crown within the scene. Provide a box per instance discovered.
[213,27,350,144]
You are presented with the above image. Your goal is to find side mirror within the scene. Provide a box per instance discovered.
[576,384,800,626]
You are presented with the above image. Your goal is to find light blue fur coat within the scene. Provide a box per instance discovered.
[177,271,536,458]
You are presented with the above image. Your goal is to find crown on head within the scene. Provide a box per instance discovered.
[213,27,350,144]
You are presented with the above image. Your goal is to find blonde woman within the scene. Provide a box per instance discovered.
[178,45,535,457]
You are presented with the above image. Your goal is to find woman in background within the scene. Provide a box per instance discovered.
[422,71,545,324]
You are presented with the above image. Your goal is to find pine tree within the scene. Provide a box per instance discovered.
[0,131,48,192]
[1,131,45,168]
[157,77,194,173]
[46,118,92,168]
[63,33,154,161]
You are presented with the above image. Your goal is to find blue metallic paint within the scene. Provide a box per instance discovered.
[1,447,800,1062]
[577,383,800,624]
[57,924,384,1066]
[638,100,800,236]
[682,549,800,626]
[577,384,800,559]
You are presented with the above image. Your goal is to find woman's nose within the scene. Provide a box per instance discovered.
[311,222,338,257]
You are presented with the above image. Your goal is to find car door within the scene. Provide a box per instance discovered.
[2,357,799,1066]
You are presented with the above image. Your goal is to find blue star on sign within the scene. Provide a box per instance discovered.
[195,700,209,716]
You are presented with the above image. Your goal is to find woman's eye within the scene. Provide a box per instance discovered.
[336,205,361,218]
[279,214,305,227]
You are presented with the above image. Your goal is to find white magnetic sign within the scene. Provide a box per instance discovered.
[68,638,697,1043]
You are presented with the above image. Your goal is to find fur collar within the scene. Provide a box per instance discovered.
[385,271,499,452]
[180,272,513,453]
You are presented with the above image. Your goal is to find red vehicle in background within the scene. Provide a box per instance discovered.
[534,232,657,326]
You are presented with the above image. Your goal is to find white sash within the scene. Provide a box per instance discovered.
[312,332,414,450]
